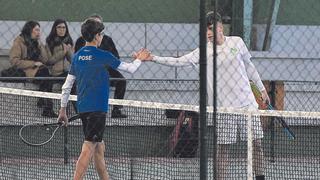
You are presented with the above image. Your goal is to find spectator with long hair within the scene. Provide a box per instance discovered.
[45,18,73,77]
[45,19,77,112]
[9,20,57,117]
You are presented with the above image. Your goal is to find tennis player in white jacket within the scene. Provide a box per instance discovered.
[147,12,269,180]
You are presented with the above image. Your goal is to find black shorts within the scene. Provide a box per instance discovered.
[80,111,106,142]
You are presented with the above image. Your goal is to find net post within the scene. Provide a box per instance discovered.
[247,110,253,180]
[270,81,276,163]
[270,116,275,163]
[199,0,208,179]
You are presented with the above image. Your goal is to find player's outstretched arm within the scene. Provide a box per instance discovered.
[153,49,199,67]
[133,48,199,67]
[117,48,151,73]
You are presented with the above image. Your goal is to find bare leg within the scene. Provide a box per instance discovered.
[253,139,264,176]
[216,144,230,180]
[74,141,96,180]
[93,141,109,180]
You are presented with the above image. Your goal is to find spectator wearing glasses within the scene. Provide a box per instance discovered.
[45,18,73,78]
[45,19,77,112]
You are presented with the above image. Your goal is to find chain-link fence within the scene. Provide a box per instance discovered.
[1,1,319,80]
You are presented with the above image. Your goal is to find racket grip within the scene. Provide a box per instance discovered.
[284,128,295,140]
[267,104,296,140]
[267,104,274,110]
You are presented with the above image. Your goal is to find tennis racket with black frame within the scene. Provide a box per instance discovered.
[250,83,296,140]
[19,114,80,146]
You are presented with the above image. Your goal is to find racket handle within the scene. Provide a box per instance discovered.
[284,128,295,140]
[267,104,274,110]
[268,104,296,140]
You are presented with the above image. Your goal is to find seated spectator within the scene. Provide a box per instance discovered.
[74,14,127,118]
[9,20,57,117]
[45,18,73,77]
[45,18,77,112]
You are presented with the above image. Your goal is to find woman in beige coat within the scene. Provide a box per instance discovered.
[9,20,57,117]
[45,18,77,112]
[45,18,73,77]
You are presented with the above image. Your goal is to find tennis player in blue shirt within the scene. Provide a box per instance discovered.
[57,19,150,180]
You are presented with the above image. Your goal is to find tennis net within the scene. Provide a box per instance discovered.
[0,87,319,179]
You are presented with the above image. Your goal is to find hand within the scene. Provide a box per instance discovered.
[63,43,72,54]
[260,90,270,105]
[57,108,68,126]
[133,48,153,61]
[34,62,43,67]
